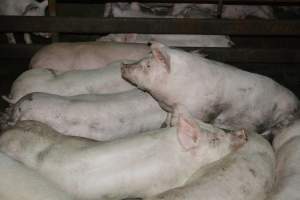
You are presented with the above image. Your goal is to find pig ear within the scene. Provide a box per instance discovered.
[177,115,202,150]
[151,47,171,73]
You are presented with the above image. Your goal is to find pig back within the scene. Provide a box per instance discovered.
[30,42,150,72]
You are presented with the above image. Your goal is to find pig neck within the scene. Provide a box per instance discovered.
[149,50,229,115]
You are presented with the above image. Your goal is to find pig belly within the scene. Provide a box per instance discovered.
[7,61,135,104]
[146,133,275,200]
[0,152,71,200]
[272,119,300,151]
[267,120,300,200]
[9,90,167,141]
[268,137,300,200]
[30,42,150,72]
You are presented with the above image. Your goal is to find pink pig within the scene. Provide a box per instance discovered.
[121,42,299,134]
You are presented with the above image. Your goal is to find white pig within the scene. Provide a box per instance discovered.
[172,4,275,19]
[98,33,233,47]
[104,2,174,18]
[101,2,232,48]
[0,152,72,200]
[145,132,275,200]
[267,120,300,200]
[0,0,50,44]
[5,61,135,104]
[4,90,167,141]
[121,42,299,134]
[0,117,247,200]
[108,2,173,18]
[30,42,150,72]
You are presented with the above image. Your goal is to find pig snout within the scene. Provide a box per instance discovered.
[121,62,135,80]
[230,129,248,151]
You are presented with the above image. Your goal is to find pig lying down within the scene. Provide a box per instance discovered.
[101,3,233,48]
[105,2,274,19]
[267,119,300,200]
[0,0,50,44]
[121,42,299,134]
[3,90,167,141]
[146,132,275,200]
[172,4,275,19]
[0,152,72,200]
[5,61,135,104]
[0,117,247,200]
[30,42,150,72]
[98,33,234,48]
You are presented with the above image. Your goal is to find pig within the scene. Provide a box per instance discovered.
[0,117,247,200]
[145,132,275,200]
[5,61,135,104]
[98,33,233,47]
[106,2,274,19]
[267,119,300,200]
[101,3,232,48]
[30,42,150,72]
[0,152,72,200]
[3,90,167,141]
[108,2,174,18]
[121,42,299,134]
[172,4,275,19]
[0,0,50,44]
[104,2,175,17]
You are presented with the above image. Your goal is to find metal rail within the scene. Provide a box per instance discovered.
[0,17,300,36]
[57,0,300,5]
[1,44,300,64]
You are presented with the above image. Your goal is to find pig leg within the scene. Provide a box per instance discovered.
[104,3,112,17]
[24,33,32,44]
[6,33,16,44]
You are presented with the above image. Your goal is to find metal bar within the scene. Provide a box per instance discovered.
[48,0,60,42]
[57,0,300,5]
[216,0,224,18]
[0,16,300,36]
[1,44,300,63]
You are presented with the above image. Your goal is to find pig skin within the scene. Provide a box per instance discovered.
[0,152,72,200]
[0,118,247,200]
[30,42,150,72]
[5,90,167,141]
[6,61,135,104]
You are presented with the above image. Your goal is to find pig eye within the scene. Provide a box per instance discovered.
[147,64,151,68]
